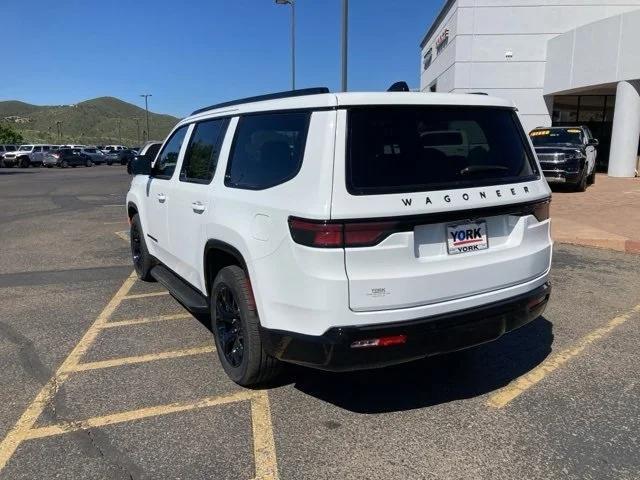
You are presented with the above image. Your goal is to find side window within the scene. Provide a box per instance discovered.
[180,118,229,184]
[152,126,189,179]
[225,111,310,190]
[34,146,42,152]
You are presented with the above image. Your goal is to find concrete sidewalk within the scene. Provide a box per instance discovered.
[551,174,640,254]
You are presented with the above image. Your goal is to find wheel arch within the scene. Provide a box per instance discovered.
[127,201,139,221]
[203,240,249,297]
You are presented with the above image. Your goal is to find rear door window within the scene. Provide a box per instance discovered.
[225,111,310,190]
[180,118,229,184]
[347,106,538,195]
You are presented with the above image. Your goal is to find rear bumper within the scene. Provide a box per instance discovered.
[260,282,550,371]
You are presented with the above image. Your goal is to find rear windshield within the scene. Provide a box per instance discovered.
[346,106,538,195]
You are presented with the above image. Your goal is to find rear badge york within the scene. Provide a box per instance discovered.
[367,287,390,298]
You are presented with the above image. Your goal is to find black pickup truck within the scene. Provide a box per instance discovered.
[529,126,599,192]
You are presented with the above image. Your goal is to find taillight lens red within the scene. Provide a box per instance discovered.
[532,199,550,221]
[288,218,343,248]
[289,217,401,248]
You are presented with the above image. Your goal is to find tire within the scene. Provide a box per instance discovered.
[85,159,93,167]
[574,167,588,192]
[130,214,155,281]
[19,157,30,168]
[60,160,69,168]
[587,170,596,185]
[211,266,280,387]
[107,161,112,166]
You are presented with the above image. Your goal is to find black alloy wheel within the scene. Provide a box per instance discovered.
[215,285,244,368]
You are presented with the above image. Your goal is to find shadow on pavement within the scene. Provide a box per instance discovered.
[0,170,38,175]
[286,316,553,413]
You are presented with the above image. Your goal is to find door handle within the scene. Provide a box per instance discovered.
[157,193,166,203]
[191,201,206,213]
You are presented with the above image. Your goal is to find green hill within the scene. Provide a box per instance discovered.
[0,97,180,146]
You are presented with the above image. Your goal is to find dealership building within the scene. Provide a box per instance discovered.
[420,0,640,177]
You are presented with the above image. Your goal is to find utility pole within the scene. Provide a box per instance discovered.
[341,0,348,92]
[275,0,296,90]
[117,119,122,145]
[140,94,152,141]
[134,118,141,145]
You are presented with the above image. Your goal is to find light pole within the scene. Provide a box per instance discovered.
[140,94,152,141]
[275,0,296,90]
[134,118,141,145]
[56,121,63,143]
[117,119,122,145]
[341,0,348,92]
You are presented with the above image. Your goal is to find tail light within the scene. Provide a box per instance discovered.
[288,217,402,248]
[532,199,550,221]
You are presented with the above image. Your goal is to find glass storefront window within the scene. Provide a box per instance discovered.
[552,96,578,122]
[578,96,605,122]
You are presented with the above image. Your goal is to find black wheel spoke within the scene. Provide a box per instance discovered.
[215,286,244,368]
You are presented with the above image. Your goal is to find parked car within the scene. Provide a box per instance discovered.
[127,141,162,174]
[79,147,107,165]
[529,126,598,191]
[2,144,49,167]
[106,148,136,166]
[102,145,127,153]
[43,148,94,168]
[126,87,552,386]
[0,145,18,167]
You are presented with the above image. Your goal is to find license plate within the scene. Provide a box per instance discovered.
[446,220,488,255]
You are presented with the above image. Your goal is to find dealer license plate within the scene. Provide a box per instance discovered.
[446,220,488,255]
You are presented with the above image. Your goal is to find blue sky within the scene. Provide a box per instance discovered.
[1,0,440,117]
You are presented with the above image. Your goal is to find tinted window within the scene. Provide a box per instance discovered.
[530,128,583,146]
[225,112,310,190]
[152,126,188,179]
[7,146,16,151]
[145,143,162,160]
[347,106,537,195]
[180,118,228,183]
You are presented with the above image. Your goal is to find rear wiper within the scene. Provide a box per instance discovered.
[460,165,510,175]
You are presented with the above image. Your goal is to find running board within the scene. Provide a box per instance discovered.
[150,265,209,315]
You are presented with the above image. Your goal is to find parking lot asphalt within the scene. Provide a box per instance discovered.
[0,166,639,479]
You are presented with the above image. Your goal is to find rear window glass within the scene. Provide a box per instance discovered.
[347,106,538,195]
[530,128,583,146]
[225,111,310,190]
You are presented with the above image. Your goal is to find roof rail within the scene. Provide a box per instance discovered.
[191,87,331,115]
[468,92,488,95]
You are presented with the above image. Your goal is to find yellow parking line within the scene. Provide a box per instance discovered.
[25,391,254,440]
[66,345,215,372]
[488,303,640,408]
[122,291,169,300]
[114,230,129,243]
[100,313,192,328]
[251,392,280,480]
[0,271,138,471]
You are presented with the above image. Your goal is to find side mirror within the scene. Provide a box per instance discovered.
[128,154,152,175]
[588,138,599,146]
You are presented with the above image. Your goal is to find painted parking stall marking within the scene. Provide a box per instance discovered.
[488,302,640,408]
[0,272,280,479]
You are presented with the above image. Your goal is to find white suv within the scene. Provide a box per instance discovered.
[126,88,552,386]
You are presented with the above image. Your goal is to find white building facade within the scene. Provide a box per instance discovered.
[420,0,640,176]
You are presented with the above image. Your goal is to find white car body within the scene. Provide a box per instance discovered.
[127,90,552,376]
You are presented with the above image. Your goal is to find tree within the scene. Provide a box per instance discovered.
[0,124,24,144]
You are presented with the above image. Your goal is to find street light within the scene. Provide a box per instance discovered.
[134,118,141,145]
[275,0,296,90]
[140,94,152,141]
[341,0,348,92]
